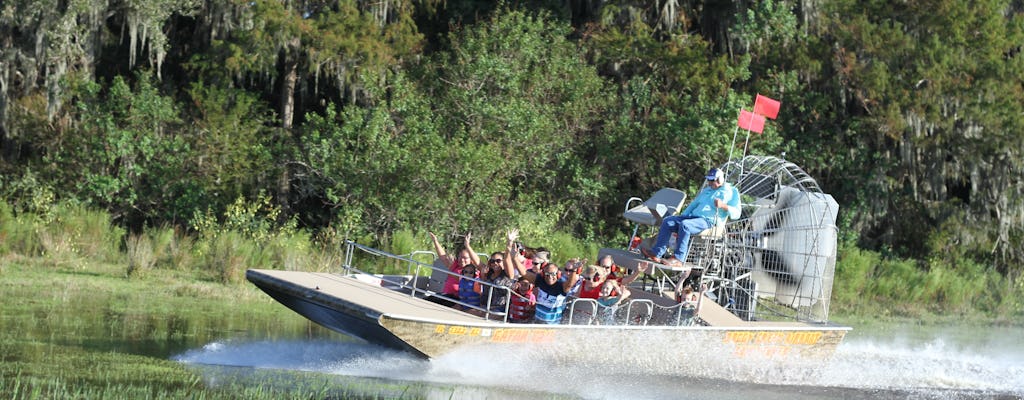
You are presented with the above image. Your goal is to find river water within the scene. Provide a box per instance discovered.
[173,319,1024,399]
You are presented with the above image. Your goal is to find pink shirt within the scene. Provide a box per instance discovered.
[443,261,462,295]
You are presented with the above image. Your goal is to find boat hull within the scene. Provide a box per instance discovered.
[380,315,847,361]
[247,269,848,361]
[248,273,427,357]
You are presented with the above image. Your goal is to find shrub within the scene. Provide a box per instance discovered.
[200,231,256,284]
[260,231,312,271]
[833,242,880,311]
[33,203,124,264]
[0,201,43,257]
[126,234,155,278]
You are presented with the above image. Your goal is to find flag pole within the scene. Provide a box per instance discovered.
[726,118,741,177]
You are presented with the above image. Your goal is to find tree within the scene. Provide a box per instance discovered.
[821,0,1024,272]
[46,73,187,226]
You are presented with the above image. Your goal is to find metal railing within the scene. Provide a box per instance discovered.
[342,240,512,320]
[342,240,736,327]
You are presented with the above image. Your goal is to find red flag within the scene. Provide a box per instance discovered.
[753,94,781,119]
[737,109,766,133]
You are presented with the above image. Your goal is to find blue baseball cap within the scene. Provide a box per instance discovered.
[706,168,724,181]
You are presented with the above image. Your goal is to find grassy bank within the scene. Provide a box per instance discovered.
[2,200,1021,321]
[0,255,465,399]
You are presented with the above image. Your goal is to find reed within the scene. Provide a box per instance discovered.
[0,202,43,257]
[126,233,156,277]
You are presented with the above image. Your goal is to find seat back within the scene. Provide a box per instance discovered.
[623,188,687,226]
[427,258,450,293]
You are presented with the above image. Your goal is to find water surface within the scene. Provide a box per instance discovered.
[174,321,1024,399]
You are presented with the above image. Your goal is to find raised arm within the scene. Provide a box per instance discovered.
[505,229,533,281]
[429,232,453,267]
[620,262,649,286]
[616,284,631,305]
[463,232,482,266]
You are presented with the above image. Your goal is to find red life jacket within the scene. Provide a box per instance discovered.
[510,291,536,321]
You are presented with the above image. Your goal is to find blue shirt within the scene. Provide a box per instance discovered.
[681,182,741,225]
[533,276,569,324]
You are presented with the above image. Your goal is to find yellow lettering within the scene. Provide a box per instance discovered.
[754,331,786,344]
[732,344,793,358]
[434,325,446,334]
[724,331,755,344]
[448,326,468,335]
[786,331,823,345]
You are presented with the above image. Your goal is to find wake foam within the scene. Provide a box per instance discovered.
[173,332,1024,399]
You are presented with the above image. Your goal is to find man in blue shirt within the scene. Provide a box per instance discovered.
[505,229,581,324]
[641,168,741,267]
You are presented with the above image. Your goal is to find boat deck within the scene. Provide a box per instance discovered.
[249,269,485,323]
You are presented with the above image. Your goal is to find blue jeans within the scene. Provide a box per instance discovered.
[652,215,711,262]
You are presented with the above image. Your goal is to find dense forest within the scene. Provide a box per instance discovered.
[2,0,1022,313]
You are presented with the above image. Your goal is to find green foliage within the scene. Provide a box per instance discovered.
[199,230,256,284]
[40,73,188,227]
[832,241,880,312]
[819,0,1024,267]
[294,8,614,241]
[1,0,1023,319]
[32,203,125,264]
[420,8,611,235]
[259,230,313,271]
[388,229,418,256]
[125,225,195,277]
[0,200,123,263]
[182,82,275,217]
[189,193,307,282]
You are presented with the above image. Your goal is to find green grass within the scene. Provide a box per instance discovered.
[0,257,450,399]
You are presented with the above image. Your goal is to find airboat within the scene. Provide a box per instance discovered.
[247,155,850,361]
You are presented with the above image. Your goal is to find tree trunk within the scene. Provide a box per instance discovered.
[280,37,300,130]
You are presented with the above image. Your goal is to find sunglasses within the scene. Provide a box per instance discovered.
[543,272,558,277]
[489,258,503,263]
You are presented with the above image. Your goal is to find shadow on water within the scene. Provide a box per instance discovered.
[174,329,1024,400]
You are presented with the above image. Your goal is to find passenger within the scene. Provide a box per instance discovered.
[578,261,647,300]
[576,264,611,300]
[457,264,483,310]
[598,255,647,286]
[564,257,586,297]
[481,251,514,310]
[458,265,485,313]
[679,285,700,305]
[598,279,629,305]
[527,247,551,275]
[508,277,537,323]
[505,229,579,324]
[677,286,700,325]
[596,280,629,325]
[593,278,630,325]
[429,231,481,304]
[640,168,740,267]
